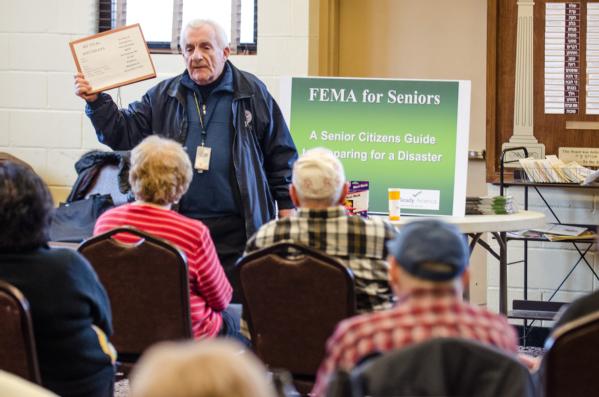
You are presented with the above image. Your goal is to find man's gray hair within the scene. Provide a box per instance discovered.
[179,19,229,50]
[292,148,346,205]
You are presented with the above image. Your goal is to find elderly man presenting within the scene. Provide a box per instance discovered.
[74,19,297,297]
[311,219,519,396]
[245,147,396,313]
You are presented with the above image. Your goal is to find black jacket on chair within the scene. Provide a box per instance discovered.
[326,337,537,397]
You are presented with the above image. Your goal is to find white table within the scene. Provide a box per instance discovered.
[380,211,547,315]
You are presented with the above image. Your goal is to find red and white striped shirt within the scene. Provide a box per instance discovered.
[94,203,232,339]
[312,287,518,397]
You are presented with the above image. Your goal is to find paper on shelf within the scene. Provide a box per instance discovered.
[530,224,588,236]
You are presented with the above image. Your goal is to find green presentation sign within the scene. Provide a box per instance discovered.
[280,77,471,216]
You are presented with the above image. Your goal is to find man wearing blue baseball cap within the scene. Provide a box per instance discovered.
[312,219,519,397]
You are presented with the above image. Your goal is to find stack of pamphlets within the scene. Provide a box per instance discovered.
[518,155,593,183]
[466,196,518,215]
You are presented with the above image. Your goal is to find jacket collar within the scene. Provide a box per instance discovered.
[227,60,254,100]
[179,63,234,96]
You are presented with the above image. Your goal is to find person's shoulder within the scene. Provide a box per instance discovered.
[165,209,201,226]
[146,73,184,95]
[333,310,384,340]
[41,246,82,263]
[163,210,210,236]
[347,215,398,238]
[230,63,269,93]
[246,218,292,250]
[233,65,262,84]
[252,216,284,234]
[42,247,94,278]
[95,203,130,225]
[357,215,394,228]
[100,203,128,216]
[368,216,397,231]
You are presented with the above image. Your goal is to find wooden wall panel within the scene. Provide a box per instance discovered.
[487,0,599,181]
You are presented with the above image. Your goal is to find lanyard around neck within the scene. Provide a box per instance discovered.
[192,92,207,146]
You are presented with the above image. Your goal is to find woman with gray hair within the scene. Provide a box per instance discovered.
[94,136,239,340]
[130,340,276,397]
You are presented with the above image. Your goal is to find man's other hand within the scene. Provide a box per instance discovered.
[74,73,99,103]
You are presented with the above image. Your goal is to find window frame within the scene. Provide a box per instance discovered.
[98,0,257,55]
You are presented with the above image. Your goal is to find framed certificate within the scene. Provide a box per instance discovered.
[70,24,157,93]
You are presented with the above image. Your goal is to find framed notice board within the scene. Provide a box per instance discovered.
[487,0,599,181]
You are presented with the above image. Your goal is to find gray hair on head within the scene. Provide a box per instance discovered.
[292,147,346,205]
[179,19,229,50]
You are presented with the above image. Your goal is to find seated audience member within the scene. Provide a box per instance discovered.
[311,219,518,396]
[245,147,396,313]
[94,136,238,339]
[0,161,115,397]
[129,340,276,397]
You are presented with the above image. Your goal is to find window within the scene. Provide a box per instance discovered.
[98,0,257,54]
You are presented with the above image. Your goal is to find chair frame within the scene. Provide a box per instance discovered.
[79,226,193,359]
[542,310,599,397]
[0,280,42,384]
[545,310,599,346]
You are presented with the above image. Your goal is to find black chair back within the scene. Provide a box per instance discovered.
[327,338,536,397]
[0,280,41,383]
[237,242,356,384]
[79,227,192,362]
[542,311,599,397]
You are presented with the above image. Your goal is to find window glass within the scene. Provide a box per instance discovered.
[126,0,174,43]
[183,0,232,40]
[240,0,255,44]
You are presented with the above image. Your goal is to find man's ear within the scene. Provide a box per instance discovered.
[388,256,401,293]
[337,182,350,205]
[290,185,300,208]
[223,46,231,59]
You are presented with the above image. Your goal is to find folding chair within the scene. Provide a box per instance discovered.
[541,311,599,397]
[78,227,193,375]
[0,280,41,384]
[327,338,536,397]
[237,242,356,394]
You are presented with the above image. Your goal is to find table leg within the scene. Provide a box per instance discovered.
[492,231,508,315]
[468,233,482,253]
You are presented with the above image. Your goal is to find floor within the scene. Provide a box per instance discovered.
[115,379,129,397]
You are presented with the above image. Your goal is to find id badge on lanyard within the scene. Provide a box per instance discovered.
[195,146,211,173]
[193,92,211,173]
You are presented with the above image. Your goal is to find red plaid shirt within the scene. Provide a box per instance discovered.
[312,287,518,397]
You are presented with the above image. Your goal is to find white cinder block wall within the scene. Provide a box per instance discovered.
[486,184,599,321]
[0,0,311,202]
